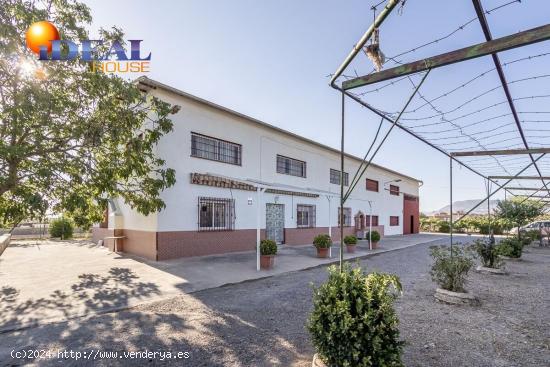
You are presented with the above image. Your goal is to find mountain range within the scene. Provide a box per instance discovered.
[427,199,500,216]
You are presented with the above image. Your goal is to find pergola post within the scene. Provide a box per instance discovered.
[256,187,264,271]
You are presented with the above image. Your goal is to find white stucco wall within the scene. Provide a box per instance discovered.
[113,86,420,236]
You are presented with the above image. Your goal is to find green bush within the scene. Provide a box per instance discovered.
[343,235,357,245]
[313,234,332,249]
[260,239,277,256]
[430,245,474,292]
[473,239,502,269]
[366,230,381,242]
[522,229,540,244]
[497,237,523,258]
[437,220,450,233]
[307,264,403,367]
[49,217,74,239]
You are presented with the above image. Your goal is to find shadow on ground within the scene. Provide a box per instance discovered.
[0,267,160,331]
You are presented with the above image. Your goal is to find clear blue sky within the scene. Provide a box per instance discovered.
[84,0,549,212]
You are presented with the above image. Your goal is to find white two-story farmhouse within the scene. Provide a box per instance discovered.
[92,77,421,260]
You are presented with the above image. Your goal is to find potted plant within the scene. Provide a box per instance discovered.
[308,264,403,366]
[343,235,357,253]
[430,244,478,305]
[366,230,381,249]
[473,239,506,275]
[313,234,331,258]
[260,239,277,270]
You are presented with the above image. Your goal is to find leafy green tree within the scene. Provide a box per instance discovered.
[0,0,176,229]
[494,198,545,238]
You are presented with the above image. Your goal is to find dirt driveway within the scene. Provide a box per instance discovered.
[0,234,444,331]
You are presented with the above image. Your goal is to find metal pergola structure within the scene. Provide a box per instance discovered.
[329,0,550,265]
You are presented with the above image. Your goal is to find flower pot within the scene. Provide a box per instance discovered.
[260,255,275,270]
[316,247,329,258]
[371,241,379,249]
[346,244,356,253]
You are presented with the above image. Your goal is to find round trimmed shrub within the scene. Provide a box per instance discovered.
[366,230,381,242]
[308,264,403,366]
[343,235,357,245]
[437,220,450,233]
[313,234,332,249]
[430,244,474,293]
[49,217,74,239]
[260,239,277,256]
[497,237,523,258]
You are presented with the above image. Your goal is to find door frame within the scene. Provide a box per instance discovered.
[266,203,285,244]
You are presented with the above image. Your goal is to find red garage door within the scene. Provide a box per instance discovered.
[403,194,419,234]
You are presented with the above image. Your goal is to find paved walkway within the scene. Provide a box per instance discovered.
[0,233,445,332]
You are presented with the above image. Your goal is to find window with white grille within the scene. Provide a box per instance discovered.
[277,155,306,178]
[297,204,315,228]
[330,169,349,186]
[338,207,352,226]
[198,197,235,231]
[191,133,241,165]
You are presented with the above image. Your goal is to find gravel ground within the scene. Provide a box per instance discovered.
[1,238,548,367]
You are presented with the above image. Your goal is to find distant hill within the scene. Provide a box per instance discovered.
[428,199,500,216]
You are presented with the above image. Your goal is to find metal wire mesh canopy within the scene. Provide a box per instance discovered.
[330,0,550,210]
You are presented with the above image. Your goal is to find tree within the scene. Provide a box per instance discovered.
[0,0,177,229]
[494,198,545,238]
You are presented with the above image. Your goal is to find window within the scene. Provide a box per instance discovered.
[198,197,235,231]
[366,215,379,227]
[390,216,399,226]
[297,204,315,228]
[338,207,352,227]
[404,194,417,202]
[390,184,400,196]
[330,169,349,186]
[366,179,379,192]
[277,155,306,178]
[191,133,242,165]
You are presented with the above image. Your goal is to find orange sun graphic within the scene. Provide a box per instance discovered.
[26,21,60,54]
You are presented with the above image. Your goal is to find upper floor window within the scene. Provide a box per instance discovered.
[198,197,235,231]
[338,207,352,227]
[366,179,379,192]
[277,155,306,178]
[191,133,242,166]
[390,216,399,226]
[297,204,316,228]
[389,185,400,196]
[330,169,349,186]
[366,215,379,227]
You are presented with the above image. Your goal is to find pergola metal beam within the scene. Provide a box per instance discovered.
[450,148,550,157]
[454,154,545,223]
[332,85,515,197]
[471,0,550,206]
[505,187,550,192]
[329,0,400,87]
[342,23,550,89]
[489,176,550,180]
